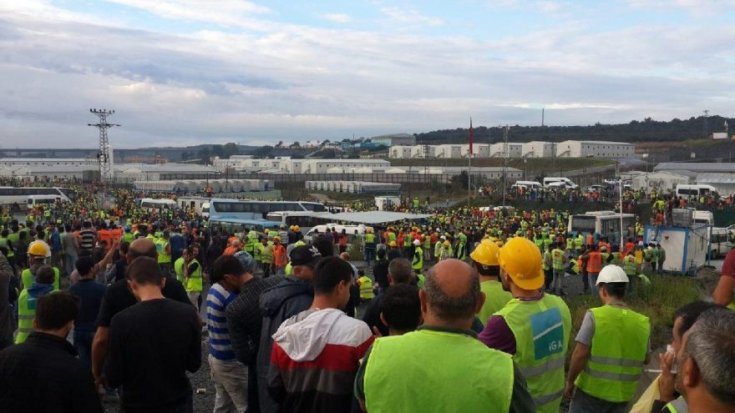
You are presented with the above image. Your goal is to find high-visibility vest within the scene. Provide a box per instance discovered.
[365,233,375,246]
[21,267,60,291]
[260,244,273,264]
[412,247,423,272]
[574,236,584,249]
[587,252,602,273]
[123,232,134,243]
[575,305,650,403]
[363,329,514,413]
[156,239,171,264]
[551,249,565,270]
[495,294,572,413]
[542,251,551,271]
[174,257,185,283]
[433,242,442,258]
[16,287,57,344]
[423,235,431,250]
[477,280,512,326]
[358,276,374,300]
[624,255,637,276]
[185,259,203,293]
[0,236,12,258]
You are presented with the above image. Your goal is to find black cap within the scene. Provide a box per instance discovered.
[290,245,322,267]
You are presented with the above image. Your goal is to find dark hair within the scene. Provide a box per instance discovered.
[474,261,500,277]
[380,284,421,332]
[601,282,627,298]
[126,256,163,286]
[36,265,55,284]
[674,301,723,338]
[211,255,244,284]
[36,292,79,330]
[388,258,412,284]
[313,257,352,294]
[75,256,95,276]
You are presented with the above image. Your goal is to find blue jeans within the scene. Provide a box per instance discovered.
[74,330,95,369]
[569,389,628,413]
[588,272,599,294]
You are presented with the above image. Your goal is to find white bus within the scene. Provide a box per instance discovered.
[138,198,178,211]
[178,196,211,218]
[209,199,326,220]
[568,211,636,246]
[543,177,578,189]
[27,195,68,209]
[0,187,70,210]
[676,184,718,198]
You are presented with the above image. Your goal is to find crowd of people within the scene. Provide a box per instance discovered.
[0,182,733,413]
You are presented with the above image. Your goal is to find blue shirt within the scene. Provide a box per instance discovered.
[69,279,107,333]
[206,283,237,360]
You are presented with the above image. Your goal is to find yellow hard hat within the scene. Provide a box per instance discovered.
[498,237,544,290]
[389,241,397,247]
[294,225,300,232]
[470,239,500,267]
[27,240,51,258]
[443,240,450,247]
[273,236,281,242]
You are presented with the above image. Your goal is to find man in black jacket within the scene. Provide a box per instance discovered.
[256,245,320,413]
[0,291,103,413]
[91,238,190,391]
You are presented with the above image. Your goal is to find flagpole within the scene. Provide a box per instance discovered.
[468,117,472,207]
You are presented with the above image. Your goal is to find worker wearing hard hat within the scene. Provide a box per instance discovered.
[22,240,60,291]
[479,236,572,413]
[411,239,424,286]
[471,239,512,327]
[565,265,651,413]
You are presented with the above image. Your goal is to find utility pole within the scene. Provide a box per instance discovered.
[88,109,120,181]
[502,125,509,207]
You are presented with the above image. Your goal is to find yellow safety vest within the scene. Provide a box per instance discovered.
[21,268,60,291]
[364,328,513,413]
[576,305,650,403]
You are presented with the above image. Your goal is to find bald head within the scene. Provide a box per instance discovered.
[423,259,482,324]
[127,238,157,263]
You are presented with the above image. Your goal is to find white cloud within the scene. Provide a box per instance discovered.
[379,6,445,27]
[0,1,733,147]
[321,13,352,24]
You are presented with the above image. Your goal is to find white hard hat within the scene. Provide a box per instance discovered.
[596,265,629,285]
[413,239,421,246]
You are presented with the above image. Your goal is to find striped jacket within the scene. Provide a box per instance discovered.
[268,308,373,413]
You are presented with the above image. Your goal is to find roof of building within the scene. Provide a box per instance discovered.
[654,162,735,173]
[558,140,633,145]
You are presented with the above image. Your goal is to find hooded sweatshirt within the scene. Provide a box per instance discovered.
[268,308,373,413]
[257,278,314,413]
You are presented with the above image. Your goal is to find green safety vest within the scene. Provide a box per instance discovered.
[174,257,185,283]
[365,233,375,245]
[495,294,572,413]
[543,238,553,251]
[542,251,551,271]
[5,233,17,257]
[434,242,442,258]
[0,237,12,258]
[156,239,171,264]
[601,252,610,264]
[185,259,203,293]
[16,287,58,344]
[284,262,293,277]
[21,268,60,291]
[363,328,514,413]
[566,238,574,250]
[403,236,411,248]
[624,255,637,276]
[423,235,430,250]
[534,238,544,250]
[260,244,273,264]
[477,280,512,326]
[575,305,650,403]
[123,232,134,243]
[412,247,423,272]
[416,273,425,288]
[575,236,584,249]
[358,276,374,300]
[551,249,565,270]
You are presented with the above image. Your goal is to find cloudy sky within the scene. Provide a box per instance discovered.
[1,0,734,148]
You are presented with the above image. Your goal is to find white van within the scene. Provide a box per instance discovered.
[676,184,718,198]
[304,224,370,243]
[511,181,542,190]
[543,177,578,189]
